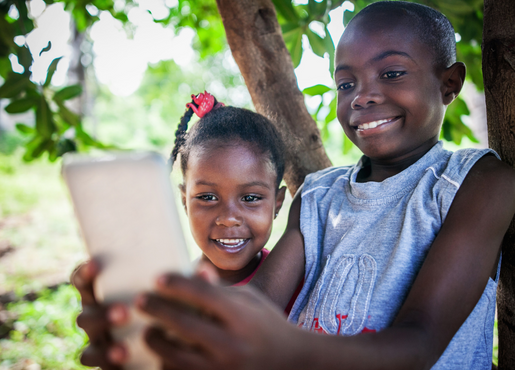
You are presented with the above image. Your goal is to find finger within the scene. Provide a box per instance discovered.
[154,274,243,322]
[137,293,230,351]
[77,303,129,342]
[144,327,211,370]
[80,343,124,369]
[195,261,220,285]
[71,260,99,306]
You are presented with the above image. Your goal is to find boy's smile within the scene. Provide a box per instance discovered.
[334,12,460,176]
[181,141,285,284]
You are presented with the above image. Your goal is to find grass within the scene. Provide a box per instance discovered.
[0,285,90,370]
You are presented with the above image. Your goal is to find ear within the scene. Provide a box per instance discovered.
[441,62,466,106]
[179,183,187,214]
[274,186,287,219]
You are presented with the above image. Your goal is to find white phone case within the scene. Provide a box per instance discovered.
[62,152,192,370]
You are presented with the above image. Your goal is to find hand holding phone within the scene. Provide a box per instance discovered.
[63,152,192,370]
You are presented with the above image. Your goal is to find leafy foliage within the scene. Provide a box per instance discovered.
[0,0,111,162]
[0,0,486,162]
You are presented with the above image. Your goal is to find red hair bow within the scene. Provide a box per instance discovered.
[186,91,224,118]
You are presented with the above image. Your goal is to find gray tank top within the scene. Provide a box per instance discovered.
[289,142,499,369]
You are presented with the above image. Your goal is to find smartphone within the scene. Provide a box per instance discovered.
[62,151,192,370]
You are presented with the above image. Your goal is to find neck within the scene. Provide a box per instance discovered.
[357,138,438,183]
[200,251,262,286]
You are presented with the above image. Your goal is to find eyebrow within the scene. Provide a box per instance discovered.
[193,180,272,190]
[334,50,415,75]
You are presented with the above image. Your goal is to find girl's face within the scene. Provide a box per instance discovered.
[181,141,286,273]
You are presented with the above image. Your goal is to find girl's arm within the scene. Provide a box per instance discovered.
[248,185,305,309]
[137,155,515,370]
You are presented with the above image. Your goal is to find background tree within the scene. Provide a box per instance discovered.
[483,0,515,367]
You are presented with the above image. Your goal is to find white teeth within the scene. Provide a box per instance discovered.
[357,118,391,131]
[216,239,247,248]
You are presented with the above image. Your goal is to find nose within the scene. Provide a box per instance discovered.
[215,203,243,227]
[351,81,384,109]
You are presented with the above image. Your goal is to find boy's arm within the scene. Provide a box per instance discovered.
[388,154,515,362]
[249,186,305,309]
[295,154,515,369]
[136,155,515,370]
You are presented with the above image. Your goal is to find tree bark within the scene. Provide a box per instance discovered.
[215,0,332,195]
[483,0,515,368]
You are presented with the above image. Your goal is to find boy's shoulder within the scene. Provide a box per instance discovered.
[302,165,354,193]
[463,151,515,193]
[438,146,510,189]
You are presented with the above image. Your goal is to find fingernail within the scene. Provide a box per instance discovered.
[108,344,127,364]
[135,293,148,309]
[157,274,168,287]
[108,304,128,324]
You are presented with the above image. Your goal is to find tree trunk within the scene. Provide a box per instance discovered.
[483,0,515,368]
[215,0,331,195]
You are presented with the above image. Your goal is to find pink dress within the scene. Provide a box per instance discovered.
[232,248,270,287]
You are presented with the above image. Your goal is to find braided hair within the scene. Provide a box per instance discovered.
[171,94,286,188]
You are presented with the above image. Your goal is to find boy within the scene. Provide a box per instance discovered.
[74,2,515,369]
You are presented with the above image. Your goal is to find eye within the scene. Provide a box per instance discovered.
[337,82,355,91]
[381,71,406,79]
[242,195,262,202]
[196,194,217,201]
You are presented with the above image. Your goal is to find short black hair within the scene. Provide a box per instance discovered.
[171,98,286,188]
[352,1,456,69]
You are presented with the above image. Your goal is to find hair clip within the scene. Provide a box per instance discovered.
[186,91,225,118]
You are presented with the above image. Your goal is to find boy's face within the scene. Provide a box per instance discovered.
[182,141,285,272]
[335,13,447,161]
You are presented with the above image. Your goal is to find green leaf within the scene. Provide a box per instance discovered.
[53,84,83,102]
[44,57,63,87]
[56,101,80,126]
[303,84,332,96]
[35,96,56,138]
[5,97,38,113]
[306,28,327,57]
[56,138,77,156]
[31,138,54,159]
[15,123,35,135]
[16,45,33,73]
[22,136,44,161]
[0,73,29,99]
[329,0,346,10]
[281,22,301,34]
[272,0,299,23]
[441,96,477,144]
[283,27,303,68]
[324,25,335,76]
[39,41,52,56]
[0,57,11,78]
[324,96,337,124]
[308,0,328,18]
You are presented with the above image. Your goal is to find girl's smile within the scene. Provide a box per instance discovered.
[213,238,250,253]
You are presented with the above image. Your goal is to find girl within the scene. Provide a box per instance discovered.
[72,92,294,366]
[171,91,287,286]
